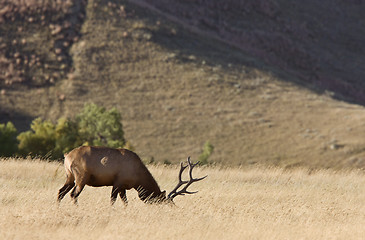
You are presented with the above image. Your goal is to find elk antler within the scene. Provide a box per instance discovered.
[167,157,207,200]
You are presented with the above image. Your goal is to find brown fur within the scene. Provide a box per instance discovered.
[58,146,166,204]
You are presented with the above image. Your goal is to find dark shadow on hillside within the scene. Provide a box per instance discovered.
[126,0,365,106]
[151,22,309,86]
[0,109,33,133]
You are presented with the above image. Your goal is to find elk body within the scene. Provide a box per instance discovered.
[58,146,206,204]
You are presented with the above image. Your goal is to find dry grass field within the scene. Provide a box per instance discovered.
[1,158,365,239]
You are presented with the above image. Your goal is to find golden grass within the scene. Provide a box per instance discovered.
[1,158,365,239]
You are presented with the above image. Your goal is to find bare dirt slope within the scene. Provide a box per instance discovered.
[1,0,365,168]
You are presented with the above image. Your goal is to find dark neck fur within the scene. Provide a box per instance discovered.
[135,165,163,202]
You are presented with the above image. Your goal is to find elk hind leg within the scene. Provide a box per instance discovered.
[58,175,75,202]
[70,175,87,204]
[70,184,85,204]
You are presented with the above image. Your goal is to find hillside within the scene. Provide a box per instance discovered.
[1,0,365,168]
[137,0,365,104]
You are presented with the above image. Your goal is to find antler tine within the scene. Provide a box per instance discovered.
[167,156,207,200]
[167,160,189,199]
[187,157,207,181]
[187,156,198,167]
[178,161,188,182]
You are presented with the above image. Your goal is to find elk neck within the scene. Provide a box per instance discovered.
[135,165,164,202]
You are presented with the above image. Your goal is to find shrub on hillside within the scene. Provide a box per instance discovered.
[0,122,18,157]
[76,103,125,148]
[54,117,82,156]
[11,103,126,160]
[17,118,57,159]
[198,141,214,165]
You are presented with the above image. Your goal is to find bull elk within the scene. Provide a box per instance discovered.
[57,146,206,204]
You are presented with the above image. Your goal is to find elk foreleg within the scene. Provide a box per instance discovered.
[111,186,119,205]
[111,186,128,205]
[119,189,128,205]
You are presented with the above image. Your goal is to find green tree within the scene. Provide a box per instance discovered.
[76,103,125,148]
[16,103,126,160]
[54,117,81,157]
[0,122,18,157]
[17,118,57,158]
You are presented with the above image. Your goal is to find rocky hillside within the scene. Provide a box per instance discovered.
[1,0,365,169]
